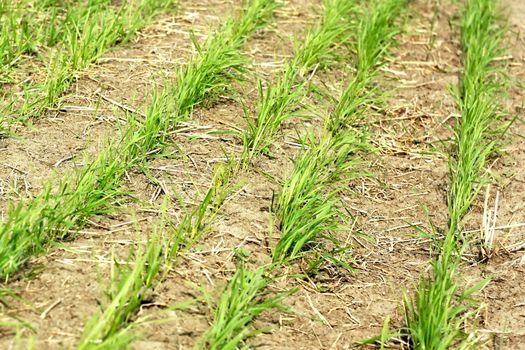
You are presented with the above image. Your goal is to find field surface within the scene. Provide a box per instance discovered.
[0,0,524,349]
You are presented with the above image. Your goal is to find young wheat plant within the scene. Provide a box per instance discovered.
[328,0,405,132]
[273,131,367,263]
[77,210,170,349]
[199,265,289,350]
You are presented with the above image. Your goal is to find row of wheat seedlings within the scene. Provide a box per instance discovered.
[0,0,277,281]
[240,0,358,165]
[2,0,280,346]
[0,0,175,130]
[399,0,509,348]
[274,0,405,265]
[196,0,406,348]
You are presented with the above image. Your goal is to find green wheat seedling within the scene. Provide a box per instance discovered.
[175,158,242,251]
[402,0,508,348]
[241,0,358,165]
[124,90,176,160]
[77,222,167,349]
[402,236,488,350]
[171,0,278,120]
[241,68,305,163]
[198,265,289,350]
[0,0,71,126]
[273,131,367,263]
[0,320,35,350]
[328,0,405,132]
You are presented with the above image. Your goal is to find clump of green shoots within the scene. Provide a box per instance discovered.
[76,197,192,349]
[402,0,507,348]
[273,131,367,263]
[402,239,488,350]
[199,265,289,350]
[172,0,278,120]
[119,0,279,157]
[63,0,176,79]
[328,0,405,132]
[77,229,166,350]
[175,157,241,251]
[241,0,358,164]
